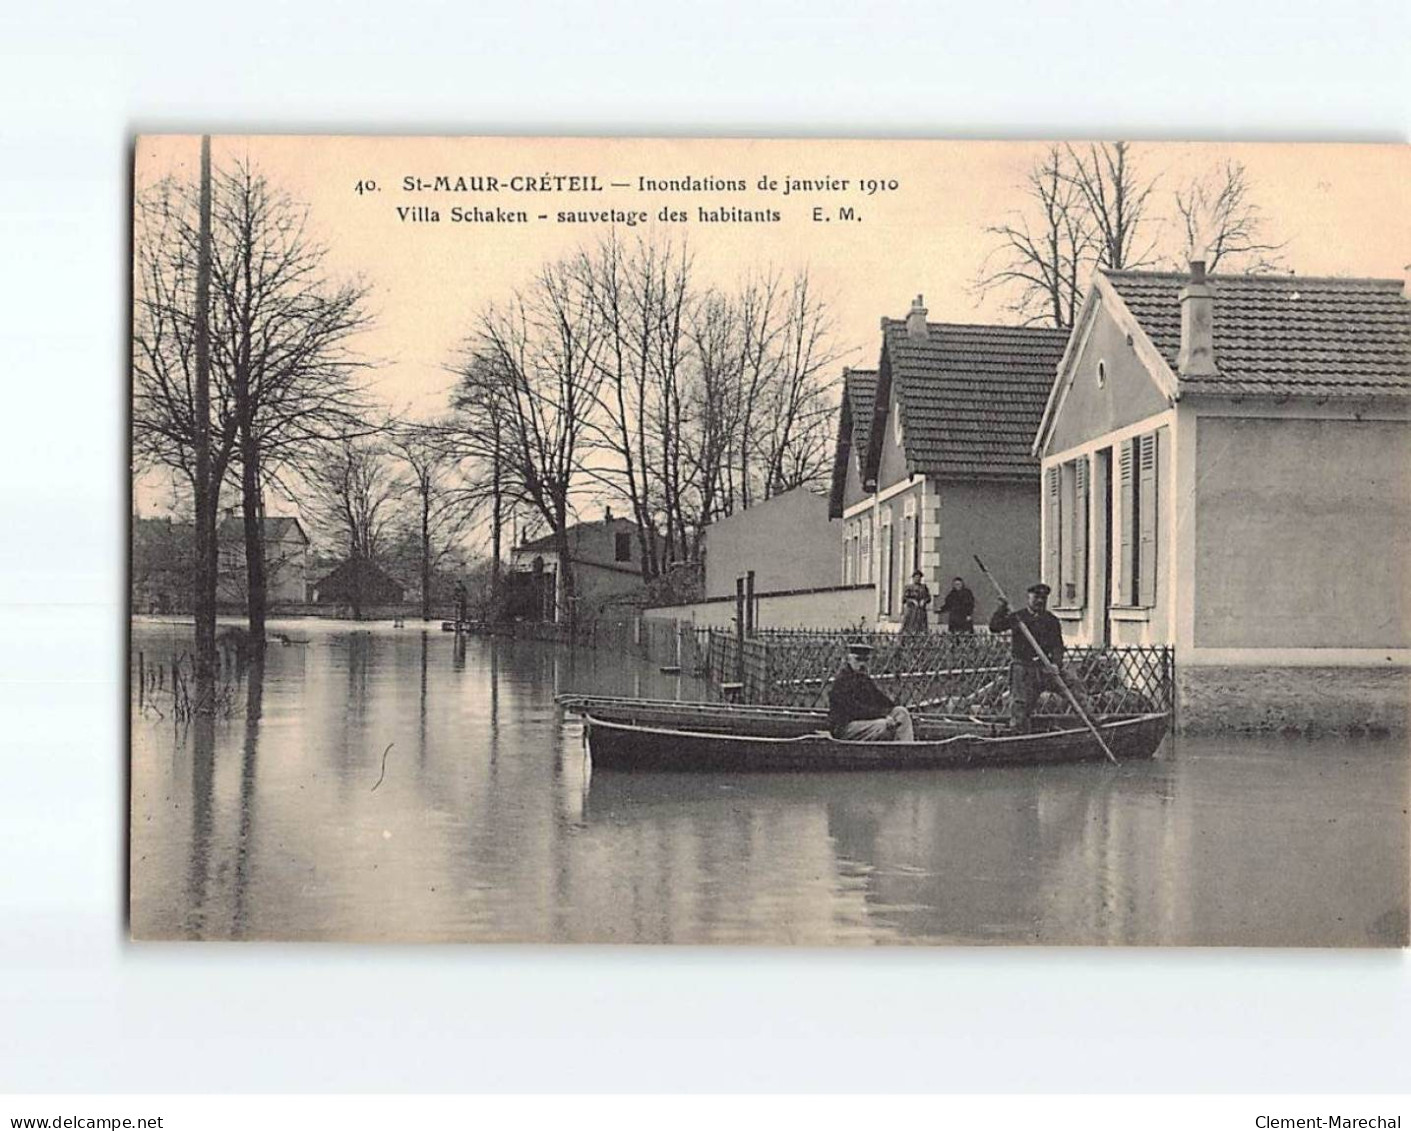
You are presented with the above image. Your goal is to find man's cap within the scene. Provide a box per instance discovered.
[845,640,875,656]
[1027,582,1052,597]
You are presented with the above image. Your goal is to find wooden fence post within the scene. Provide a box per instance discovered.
[734,578,745,684]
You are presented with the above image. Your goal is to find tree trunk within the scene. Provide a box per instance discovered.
[239,431,267,655]
[192,135,218,692]
[420,487,431,621]
[490,443,502,619]
[351,549,364,621]
[553,500,576,632]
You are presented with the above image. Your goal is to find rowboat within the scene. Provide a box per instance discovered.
[558,695,849,736]
[558,696,1169,772]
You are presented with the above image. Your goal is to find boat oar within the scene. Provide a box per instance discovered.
[973,555,1118,765]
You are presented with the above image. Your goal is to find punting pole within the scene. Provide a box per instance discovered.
[973,555,1117,764]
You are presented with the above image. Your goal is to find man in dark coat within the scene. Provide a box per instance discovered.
[827,641,915,741]
[988,582,1084,731]
[938,576,975,633]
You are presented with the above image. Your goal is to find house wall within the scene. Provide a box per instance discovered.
[1193,415,1411,650]
[702,488,838,599]
[936,480,1039,623]
[1177,664,1408,734]
[841,438,869,511]
[266,536,307,604]
[576,558,650,605]
[643,584,876,629]
[564,516,643,570]
[874,376,908,492]
[511,517,647,620]
[871,481,923,623]
[1045,298,1172,457]
[216,535,308,608]
[1045,414,1177,650]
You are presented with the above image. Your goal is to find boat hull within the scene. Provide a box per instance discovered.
[581,711,1170,772]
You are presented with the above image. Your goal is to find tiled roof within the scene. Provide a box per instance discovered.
[1104,271,1411,398]
[217,514,308,543]
[517,516,638,554]
[882,321,1070,479]
[845,369,877,461]
[827,368,877,516]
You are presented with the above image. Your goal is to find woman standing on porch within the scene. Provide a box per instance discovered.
[900,570,932,634]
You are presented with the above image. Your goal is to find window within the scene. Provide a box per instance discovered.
[1073,457,1088,609]
[880,510,894,614]
[1137,431,1159,607]
[614,532,631,562]
[1046,457,1090,608]
[1117,429,1162,607]
[1045,465,1062,600]
[859,518,872,584]
[901,497,916,584]
[841,523,852,585]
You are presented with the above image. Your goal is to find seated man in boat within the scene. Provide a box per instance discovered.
[828,641,915,742]
[988,582,1089,731]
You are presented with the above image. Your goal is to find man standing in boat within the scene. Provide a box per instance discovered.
[828,641,915,742]
[988,582,1086,731]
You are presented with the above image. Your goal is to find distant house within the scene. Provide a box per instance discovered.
[1032,262,1411,730]
[829,297,1070,627]
[311,557,406,608]
[216,510,310,608]
[132,516,193,614]
[506,509,646,622]
[699,486,838,599]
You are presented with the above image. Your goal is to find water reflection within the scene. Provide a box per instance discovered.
[232,658,263,939]
[129,621,1409,945]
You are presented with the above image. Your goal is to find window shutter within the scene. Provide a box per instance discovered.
[1138,432,1158,607]
[1074,457,1088,609]
[1119,439,1136,606]
[1045,465,1061,595]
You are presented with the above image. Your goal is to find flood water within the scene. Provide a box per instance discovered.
[129,619,1409,946]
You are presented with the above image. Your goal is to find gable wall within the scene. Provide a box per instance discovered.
[875,378,909,490]
[1046,300,1172,458]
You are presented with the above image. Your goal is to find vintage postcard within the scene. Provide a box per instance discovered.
[129,136,1410,945]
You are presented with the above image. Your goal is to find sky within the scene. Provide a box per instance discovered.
[131,136,1411,520]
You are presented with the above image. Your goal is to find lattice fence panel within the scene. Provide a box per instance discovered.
[745,628,1172,715]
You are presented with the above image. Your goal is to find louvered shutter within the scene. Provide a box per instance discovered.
[1045,465,1061,594]
[1138,432,1158,607]
[1119,439,1136,605]
[1074,458,1088,609]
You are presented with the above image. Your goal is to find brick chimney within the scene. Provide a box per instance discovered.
[906,294,929,341]
[1176,258,1218,378]
[604,506,613,524]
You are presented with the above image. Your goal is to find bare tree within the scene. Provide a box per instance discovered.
[210,160,374,650]
[466,257,606,626]
[387,422,476,621]
[133,153,374,653]
[757,270,846,498]
[1065,141,1160,272]
[974,145,1095,328]
[576,232,695,578]
[304,437,402,619]
[133,140,233,692]
[447,354,516,615]
[681,289,745,548]
[1174,159,1287,273]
